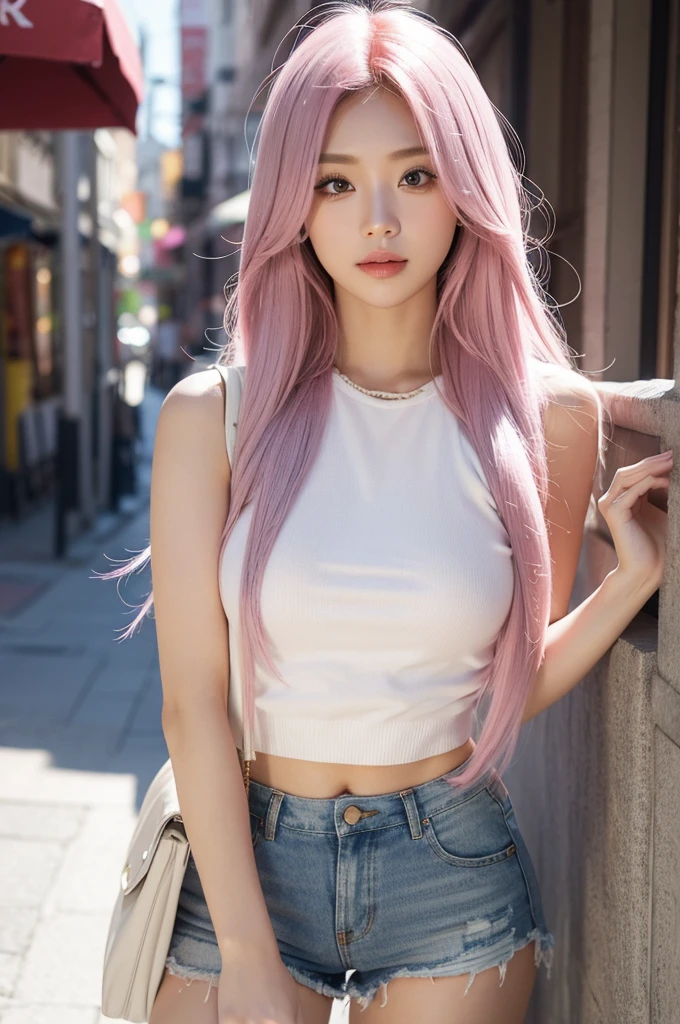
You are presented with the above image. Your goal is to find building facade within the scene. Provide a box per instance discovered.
[427,2,680,1022]
[178,0,310,354]
[0,128,140,551]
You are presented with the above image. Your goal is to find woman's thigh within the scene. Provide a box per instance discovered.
[148,969,217,1024]
[348,941,537,1024]
[149,966,334,1024]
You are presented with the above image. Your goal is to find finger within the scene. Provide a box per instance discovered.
[615,452,673,480]
[602,460,672,504]
[610,473,670,508]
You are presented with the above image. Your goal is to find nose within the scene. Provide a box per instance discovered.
[361,184,400,239]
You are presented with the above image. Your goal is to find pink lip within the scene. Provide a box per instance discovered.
[358,261,407,278]
[357,250,407,264]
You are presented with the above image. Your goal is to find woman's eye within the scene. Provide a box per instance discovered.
[401,167,436,187]
[315,177,353,196]
[313,165,436,197]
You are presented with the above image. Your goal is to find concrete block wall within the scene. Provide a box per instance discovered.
[504,380,679,1023]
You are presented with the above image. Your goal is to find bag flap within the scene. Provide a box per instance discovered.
[120,758,187,894]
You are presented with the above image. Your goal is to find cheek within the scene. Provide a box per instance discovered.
[307,205,354,271]
[407,201,458,264]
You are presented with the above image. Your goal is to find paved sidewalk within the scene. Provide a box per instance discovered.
[0,384,349,1024]
[0,387,167,1024]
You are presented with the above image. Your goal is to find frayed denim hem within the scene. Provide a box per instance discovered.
[282,962,350,1001]
[344,928,556,1012]
[165,955,220,1004]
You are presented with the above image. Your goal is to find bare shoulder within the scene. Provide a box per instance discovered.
[157,368,228,470]
[534,361,601,449]
[532,358,598,403]
[161,367,225,413]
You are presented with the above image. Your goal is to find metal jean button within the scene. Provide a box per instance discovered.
[343,805,363,825]
[343,805,380,825]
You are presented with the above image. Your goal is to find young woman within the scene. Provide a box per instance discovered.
[106,4,671,1022]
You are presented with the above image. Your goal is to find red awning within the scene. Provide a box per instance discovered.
[0,0,143,132]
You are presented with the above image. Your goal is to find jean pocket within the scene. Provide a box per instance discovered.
[422,787,517,868]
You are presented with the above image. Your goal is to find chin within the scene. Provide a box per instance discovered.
[356,282,430,308]
[339,288,409,309]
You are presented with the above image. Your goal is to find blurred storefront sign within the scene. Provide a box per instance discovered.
[160,149,183,200]
[120,191,147,225]
[180,0,208,202]
[0,240,56,513]
[181,0,208,132]
[1,244,33,477]
[159,225,185,250]
[0,0,143,132]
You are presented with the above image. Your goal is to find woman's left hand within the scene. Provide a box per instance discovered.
[597,449,673,594]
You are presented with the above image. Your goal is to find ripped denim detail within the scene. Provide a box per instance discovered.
[347,925,555,1012]
[165,955,220,1005]
[460,925,555,1000]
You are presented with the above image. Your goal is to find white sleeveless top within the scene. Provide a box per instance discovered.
[219,370,514,765]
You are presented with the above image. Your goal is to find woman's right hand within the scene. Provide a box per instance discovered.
[218,955,305,1023]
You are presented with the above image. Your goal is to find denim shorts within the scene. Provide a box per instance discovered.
[166,754,555,1010]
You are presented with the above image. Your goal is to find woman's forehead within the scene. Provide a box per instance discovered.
[321,89,424,158]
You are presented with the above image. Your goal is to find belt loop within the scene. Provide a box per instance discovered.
[399,789,423,840]
[264,790,284,841]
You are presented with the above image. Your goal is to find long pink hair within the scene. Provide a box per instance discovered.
[99,1,606,791]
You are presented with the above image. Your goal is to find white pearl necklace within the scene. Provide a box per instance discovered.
[332,366,430,400]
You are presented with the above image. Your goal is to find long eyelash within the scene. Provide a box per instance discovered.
[406,165,437,182]
[313,166,438,193]
[314,173,348,190]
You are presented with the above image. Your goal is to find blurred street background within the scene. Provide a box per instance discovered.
[0,0,679,1022]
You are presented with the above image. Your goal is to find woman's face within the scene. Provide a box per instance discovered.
[305,87,459,310]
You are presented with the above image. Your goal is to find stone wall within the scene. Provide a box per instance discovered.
[505,379,679,1023]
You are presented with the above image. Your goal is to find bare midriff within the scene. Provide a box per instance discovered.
[246,736,476,799]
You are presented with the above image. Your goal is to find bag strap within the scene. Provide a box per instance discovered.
[206,362,253,775]
[208,363,245,468]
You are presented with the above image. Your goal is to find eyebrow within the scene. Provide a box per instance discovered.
[318,146,429,164]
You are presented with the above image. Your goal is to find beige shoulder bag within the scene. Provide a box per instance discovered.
[101,363,250,1022]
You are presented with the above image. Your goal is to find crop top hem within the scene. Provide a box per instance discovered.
[242,706,476,766]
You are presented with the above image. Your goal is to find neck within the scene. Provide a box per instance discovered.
[333,279,440,392]
[333,362,441,395]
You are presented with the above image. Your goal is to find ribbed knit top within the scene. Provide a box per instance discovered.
[219,370,515,765]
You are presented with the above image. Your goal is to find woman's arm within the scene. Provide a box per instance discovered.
[522,566,656,723]
[522,371,671,724]
[150,370,280,965]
